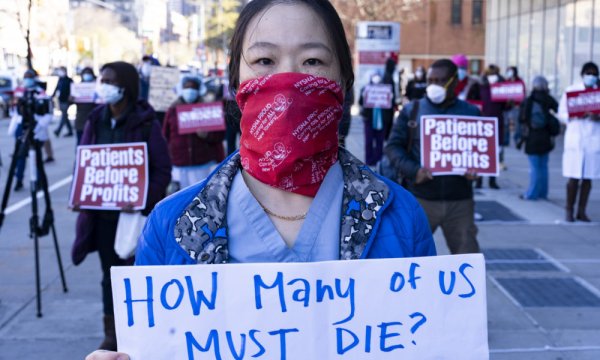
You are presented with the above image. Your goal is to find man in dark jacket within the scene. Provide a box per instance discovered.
[385,59,481,254]
[52,66,74,137]
[72,61,172,352]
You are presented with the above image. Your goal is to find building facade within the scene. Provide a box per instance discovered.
[486,0,600,96]
[399,0,486,75]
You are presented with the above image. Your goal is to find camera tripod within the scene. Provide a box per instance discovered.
[0,92,68,317]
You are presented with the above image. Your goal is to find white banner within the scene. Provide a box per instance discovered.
[112,254,488,359]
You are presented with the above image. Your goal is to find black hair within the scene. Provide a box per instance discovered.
[81,66,95,77]
[227,0,354,93]
[581,61,599,75]
[430,59,458,79]
[182,76,201,89]
[100,61,140,103]
[507,66,519,78]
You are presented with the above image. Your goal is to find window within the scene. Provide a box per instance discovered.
[472,0,483,25]
[451,0,462,24]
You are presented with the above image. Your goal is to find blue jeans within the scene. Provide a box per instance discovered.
[524,154,549,199]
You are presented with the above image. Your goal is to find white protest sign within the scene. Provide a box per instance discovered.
[71,82,97,103]
[112,254,488,359]
[149,66,180,112]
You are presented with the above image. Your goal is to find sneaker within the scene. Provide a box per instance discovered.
[64,132,73,137]
[44,157,55,163]
[14,180,23,191]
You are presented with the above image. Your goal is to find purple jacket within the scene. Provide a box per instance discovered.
[72,100,172,265]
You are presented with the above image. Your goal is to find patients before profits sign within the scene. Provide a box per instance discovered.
[421,115,499,176]
[176,102,225,135]
[111,255,489,360]
[70,143,148,210]
[566,88,600,118]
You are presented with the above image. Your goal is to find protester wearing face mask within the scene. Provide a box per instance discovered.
[557,61,600,222]
[72,61,172,352]
[359,72,389,166]
[52,66,74,137]
[516,76,559,201]
[452,54,481,103]
[405,66,427,101]
[84,2,435,358]
[138,55,155,101]
[72,67,98,145]
[9,69,54,190]
[162,76,225,193]
[503,66,525,159]
[385,59,481,255]
[477,64,507,189]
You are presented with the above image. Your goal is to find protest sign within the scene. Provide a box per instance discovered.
[362,84,393,109]
[420,115,499,176]
[566,88,600,118]
[69,143,148,210]
[111,254,489,360]
[490,81,525,102]
[176,102,225,134]
[149,66,180,112]
[71,82,97,103]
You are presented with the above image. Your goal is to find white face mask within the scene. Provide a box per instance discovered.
[505,70,514,79]
[583,74,598,87]
[98,83,124,105]
[457,68,468,81]
[415,70,424,79]
[182,88,199,103]
[426,84,447,104]
[487,74,499,84]
[371,75,382,84]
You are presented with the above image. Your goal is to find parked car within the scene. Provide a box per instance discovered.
[0,76,15,118]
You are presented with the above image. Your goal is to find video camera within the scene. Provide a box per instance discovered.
[16,88,51,132]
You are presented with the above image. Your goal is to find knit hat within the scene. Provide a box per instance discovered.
[451,54,469,68]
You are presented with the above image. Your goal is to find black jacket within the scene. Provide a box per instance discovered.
[385,97,481,201]
[518,91,559,155]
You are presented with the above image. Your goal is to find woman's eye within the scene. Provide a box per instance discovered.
[256,58,274,66]
[304,58,323,66]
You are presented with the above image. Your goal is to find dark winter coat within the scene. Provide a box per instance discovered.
[518,91,559,155]
[162,97,225,167]
[72,100,172,265]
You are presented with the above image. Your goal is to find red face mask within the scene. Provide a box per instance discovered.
[236,72,344,197]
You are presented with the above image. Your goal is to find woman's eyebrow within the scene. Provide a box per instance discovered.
[247,41,332,54]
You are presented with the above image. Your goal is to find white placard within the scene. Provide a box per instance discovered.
[148,66,180,112]
[112,254,488,359]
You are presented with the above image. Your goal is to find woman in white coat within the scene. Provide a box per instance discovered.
[557,62,600,222]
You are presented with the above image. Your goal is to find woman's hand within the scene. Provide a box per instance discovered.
[464,171,479,181]
[415,167,433,184]
[85,350,130,360]
[196,130,208,138]
[70,203,81,212]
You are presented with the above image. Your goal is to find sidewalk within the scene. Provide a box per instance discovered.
[1,116,599,359]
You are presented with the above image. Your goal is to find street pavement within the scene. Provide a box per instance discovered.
[0,113,599,359]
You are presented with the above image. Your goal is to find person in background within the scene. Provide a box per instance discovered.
[516,76,559,200]
[71,61,171,352]
[360,72,388,167]
[10,69,54,191]
[452,53,481,102]
[404,66,427,101]
[477,64,506,189]
[503,66,526,164]
[338,88,354,147]
[163,76,225,193]
[557,61,600,222]
[385,59,481,255]
[382,57,398,139]
[85,0,435,356]
[52,66,74,137]
[138,55,155,102]
[72,67,98,145]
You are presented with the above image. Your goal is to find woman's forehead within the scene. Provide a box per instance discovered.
[243,3,332,50]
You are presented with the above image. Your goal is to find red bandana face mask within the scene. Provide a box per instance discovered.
[236,72,344,197]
